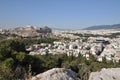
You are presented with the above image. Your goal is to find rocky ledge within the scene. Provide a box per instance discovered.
[32,68,79,80]
[89,68,120,80]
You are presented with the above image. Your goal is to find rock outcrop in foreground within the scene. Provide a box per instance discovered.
[89,68,120,80]
[32,68,79,80]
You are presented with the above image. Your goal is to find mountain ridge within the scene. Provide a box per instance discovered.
[84,23,120,30]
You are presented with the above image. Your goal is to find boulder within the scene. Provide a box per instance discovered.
[89,68,120,80]
[32,68,79,80]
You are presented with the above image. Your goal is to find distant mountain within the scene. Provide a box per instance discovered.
[84,24,120,30]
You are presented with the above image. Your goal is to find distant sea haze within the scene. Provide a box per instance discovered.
[1,23,120,30]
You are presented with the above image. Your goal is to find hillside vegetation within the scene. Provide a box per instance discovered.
[0,39,120,80]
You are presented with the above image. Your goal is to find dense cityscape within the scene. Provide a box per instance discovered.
[0,0,120,80]
[0,25,120,80]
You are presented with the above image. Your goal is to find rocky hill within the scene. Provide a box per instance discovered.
[13,25,52,37]
[32,68,80,80]
[89,68,120,80]
[84,24,120,30]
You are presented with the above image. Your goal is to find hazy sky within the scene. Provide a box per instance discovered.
[0,0,120,29]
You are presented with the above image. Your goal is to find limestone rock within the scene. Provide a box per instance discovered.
[89,68,120,80]
[32,68,79,80]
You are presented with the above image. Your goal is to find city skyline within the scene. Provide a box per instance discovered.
[0,0,120,29]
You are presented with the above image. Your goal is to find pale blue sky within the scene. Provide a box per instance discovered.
[0,0,120,29]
